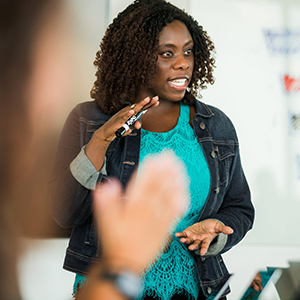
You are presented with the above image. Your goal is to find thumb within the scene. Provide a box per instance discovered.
[215,222,234,235]
[93,179,122,228]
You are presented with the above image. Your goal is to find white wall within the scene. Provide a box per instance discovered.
[189,0,300,246]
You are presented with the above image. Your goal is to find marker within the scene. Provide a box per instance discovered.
[115,110,147,137]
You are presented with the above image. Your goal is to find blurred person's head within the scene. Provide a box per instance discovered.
[0,0,71,298]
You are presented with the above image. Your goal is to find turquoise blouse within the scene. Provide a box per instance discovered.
[138,102,210,299]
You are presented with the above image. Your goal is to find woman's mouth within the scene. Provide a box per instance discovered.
[168,78,188,91]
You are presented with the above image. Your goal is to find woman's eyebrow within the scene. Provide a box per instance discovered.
[159,40,194,48]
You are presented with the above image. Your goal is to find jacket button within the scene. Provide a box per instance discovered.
[207,287,212,294]
[199,122,206,130]
[211,151,216,158]
[215,187,220,194]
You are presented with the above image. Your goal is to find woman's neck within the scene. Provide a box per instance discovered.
[141,100,181,133]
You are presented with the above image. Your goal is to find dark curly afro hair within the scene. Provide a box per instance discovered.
[91,0,216,114]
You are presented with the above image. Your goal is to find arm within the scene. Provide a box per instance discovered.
[76,151,188,300]
[176,146,254,257]
[47,97,159,228]
[47,104,93,228]
[85,96,158,171]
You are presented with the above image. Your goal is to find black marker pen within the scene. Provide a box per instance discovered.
[115,110,147,137]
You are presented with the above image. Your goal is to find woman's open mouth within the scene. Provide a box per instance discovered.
[168,78,188,91]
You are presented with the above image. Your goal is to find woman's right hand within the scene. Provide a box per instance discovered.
[85,96,159,171]
[97,96,159,143]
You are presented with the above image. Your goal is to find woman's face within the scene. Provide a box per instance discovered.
[147,20,194,103]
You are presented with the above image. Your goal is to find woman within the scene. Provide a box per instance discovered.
[48,0,255,299]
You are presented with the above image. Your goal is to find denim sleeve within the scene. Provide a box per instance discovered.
[70,145,107,190]
[47,105,106,228]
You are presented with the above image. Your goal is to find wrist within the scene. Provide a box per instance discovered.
[103,256,143,275]
[85,131,111,171]
[89,129,112,149]
[96,261,143,299]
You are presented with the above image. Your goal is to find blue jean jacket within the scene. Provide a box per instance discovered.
[47,99,254,298]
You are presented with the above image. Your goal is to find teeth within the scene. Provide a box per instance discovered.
[170,79,186,87]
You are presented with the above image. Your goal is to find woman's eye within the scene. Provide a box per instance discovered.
[184,49,193,56]
[161,51,173,58]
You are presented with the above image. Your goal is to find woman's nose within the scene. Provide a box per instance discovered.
[173,55,189,70]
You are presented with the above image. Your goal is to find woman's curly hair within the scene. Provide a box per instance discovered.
[91,0,216,114]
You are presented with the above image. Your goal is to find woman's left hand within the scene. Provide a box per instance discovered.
[175,219,233,256]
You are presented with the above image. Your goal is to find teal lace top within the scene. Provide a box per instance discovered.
[72,102,210,299]
[138,102,210,300]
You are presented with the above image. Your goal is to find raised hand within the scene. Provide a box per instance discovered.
[96,96,159,142]
[93,151,188,272]
[85,96,159,171]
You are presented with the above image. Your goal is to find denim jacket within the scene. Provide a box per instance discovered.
[47,99,254,298]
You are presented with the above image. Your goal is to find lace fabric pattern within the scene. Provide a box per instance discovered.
[138,102,211,300]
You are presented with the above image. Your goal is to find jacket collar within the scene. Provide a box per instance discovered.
[194,99,214,118]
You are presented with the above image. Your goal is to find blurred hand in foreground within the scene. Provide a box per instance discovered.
[93,151,188,272]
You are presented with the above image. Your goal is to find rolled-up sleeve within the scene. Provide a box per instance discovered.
[70,145,107,190]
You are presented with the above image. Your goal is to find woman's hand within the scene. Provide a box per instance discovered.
[175,219,233,256]
[96,96,159,143]
[85,96,159,171]
[93,151,188,273]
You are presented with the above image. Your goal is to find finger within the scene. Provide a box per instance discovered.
[119,108,135,123]
[151,152,188,216]
[93,179,123,228]
[142,96,159,110]
[215,222,234,235]
[179,237,194,244]
[188,239,201,251]
[121,126,134,137]
[124,168,138,204]
[133,120,142,130]
[109,109,136,136]
[199,239,211,256]
[222,225,234,235]
[113,108,141,137]
[132,96,151,112]
[174,232,187,238]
